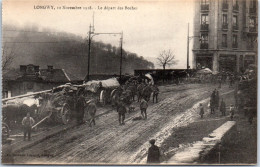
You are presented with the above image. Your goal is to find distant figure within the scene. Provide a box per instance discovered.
[117,100,127,125]
[210,92,215,114]
[147,139,160,164]
[230,104,235,120]
[22,112,35,141]
[220,98,226,116]
[140,99,148,120]
[199,103,204,118]
[2,138,14,164]
[215,90,220,110]
[153,85,159,103]
[218,75,222,88]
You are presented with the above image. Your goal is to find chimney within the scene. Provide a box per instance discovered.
[20,65,27,73]
[47,65,54,72]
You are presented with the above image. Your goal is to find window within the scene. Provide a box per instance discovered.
[201,14,209,24]
[222,14,228,25]
[201,33,208,43]
[233,0,238,6]
[232,34,238,47]
[250,0,257,8]
[222,34,227,47]
[233,15,237,26]
[201,0,209,5]
[249,17,256,28]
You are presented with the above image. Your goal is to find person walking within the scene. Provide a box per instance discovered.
[152,85,159,103]
[199,103,204,118]
[117,99,127,125]
[76,94,86,125]
[220,98,226,116]
[147,139,160,164]
[22,112,35,141]
[230,104,235,120]
[140,99,148,120]
[215,90,220,110]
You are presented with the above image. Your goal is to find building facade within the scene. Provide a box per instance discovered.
[192,0,257,73]
[3,64,81,98]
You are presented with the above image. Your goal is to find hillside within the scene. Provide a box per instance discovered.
[2,24,154,79]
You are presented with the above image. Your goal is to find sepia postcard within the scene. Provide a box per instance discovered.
[1,0,257,165]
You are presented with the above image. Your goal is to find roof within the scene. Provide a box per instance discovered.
[3,68,80,83]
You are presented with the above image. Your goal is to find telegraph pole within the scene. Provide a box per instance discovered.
[119,32,123,80]
[87,24,92,81]
[187,23,189,69]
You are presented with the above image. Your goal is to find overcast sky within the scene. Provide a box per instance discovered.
[3,0,195,69]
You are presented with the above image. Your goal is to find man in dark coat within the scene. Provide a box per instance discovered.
[152,85,159,103]
[147,139,160,163]
[76,94,86,125]
[220,98,226,116]
[117,99,127,125]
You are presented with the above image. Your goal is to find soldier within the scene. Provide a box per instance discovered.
[220,98,226,116]
[22,112,35,141]
[140,99,148,120]
[117,99,127,125]
[76,94,86,125]
[230,104,235,120]
[152,85,159,103]
[199,103,204,118]
[147,139,160,164]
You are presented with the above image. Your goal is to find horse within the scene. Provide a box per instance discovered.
[141,85,153,102]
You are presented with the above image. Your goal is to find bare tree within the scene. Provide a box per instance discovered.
[157,49,177,70]
[2,45,16,72]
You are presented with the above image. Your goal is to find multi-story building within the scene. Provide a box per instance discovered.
[192,0,258,73]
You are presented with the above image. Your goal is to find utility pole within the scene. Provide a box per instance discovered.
[119,32,123,80]
[187,23,190,70]
[87,24,92,81]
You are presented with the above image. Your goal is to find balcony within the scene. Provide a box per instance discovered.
[233,25,239,31]
[222,42,227,47]
[249,26,257,33]
[233,4,239,12]
[200,43,209,49]
[247,43,255,50]
[249,7,256,14]
[201,4,209,11]
[232,43,238,48]
[201,24,209,31]
[222,3,228,11]
[222,24,228,30]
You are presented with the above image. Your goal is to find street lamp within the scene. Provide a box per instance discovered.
[86,24,123,81]
[187,23,200,70]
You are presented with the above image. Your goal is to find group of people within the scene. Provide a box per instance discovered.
[199,88,235,120]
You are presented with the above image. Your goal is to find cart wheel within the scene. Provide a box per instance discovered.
[61,103,71,125]
[2,123,10,141]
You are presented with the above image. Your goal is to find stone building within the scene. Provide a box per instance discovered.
[2,64,81,98]
[192,0,257,73]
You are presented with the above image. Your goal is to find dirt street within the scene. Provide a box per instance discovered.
[14,84,233,164]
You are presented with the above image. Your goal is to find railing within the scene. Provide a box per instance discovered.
[233,25,238,31]
[201,24,209,31]
[201,4,209,11]
[233,4,239,11]
[222,24,228,30]
[200,43,209,49]
[249,26,257,32]
[222,42,227,47]
[232,43,238,48]
[222,3,228,10]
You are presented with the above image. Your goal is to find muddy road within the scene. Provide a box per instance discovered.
[15,84,233,164]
